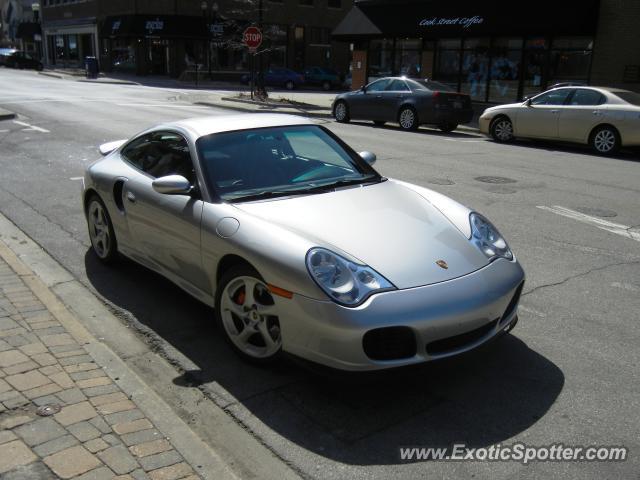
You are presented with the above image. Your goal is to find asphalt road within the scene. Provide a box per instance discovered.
[1,68,639,480]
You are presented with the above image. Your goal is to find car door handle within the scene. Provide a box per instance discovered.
[126,191,136,203]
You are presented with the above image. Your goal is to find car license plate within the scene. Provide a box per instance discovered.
[453,101,462,109]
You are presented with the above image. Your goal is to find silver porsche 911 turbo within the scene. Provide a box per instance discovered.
[82,113,525,371]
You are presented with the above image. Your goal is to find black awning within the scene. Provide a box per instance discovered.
[333,0,600,40]
[101,15,209,39]
[16,22,42,39]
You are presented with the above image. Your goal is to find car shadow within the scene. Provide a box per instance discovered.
[502,138,640,162]
[85,249,564,466]
[347,120,481,138]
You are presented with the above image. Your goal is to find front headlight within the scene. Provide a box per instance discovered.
[306,248,395,306]
[469,212,513,261]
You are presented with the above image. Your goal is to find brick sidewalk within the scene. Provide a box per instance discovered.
[0,257,200,480]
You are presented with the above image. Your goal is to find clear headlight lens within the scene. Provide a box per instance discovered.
[306,248,395,306]
[469,213,513,261]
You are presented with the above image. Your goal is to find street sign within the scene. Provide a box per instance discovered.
[243,26,263,52]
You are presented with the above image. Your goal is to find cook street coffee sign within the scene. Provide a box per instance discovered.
[419,15,484,29]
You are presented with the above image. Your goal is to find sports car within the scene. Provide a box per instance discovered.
[82,113,524,371]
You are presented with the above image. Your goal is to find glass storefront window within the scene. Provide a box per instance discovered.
[264,24,287,68]
[460,37,489,101]
[523,37,547,99]
[68,35,78,61]
[394,38,421,77]
[548,37,593,85]
[369,38,393,79]
[488,37,522,103]
[112,38,136,72]
[434,38,461,91]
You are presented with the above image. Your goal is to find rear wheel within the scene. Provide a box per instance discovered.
[86,194,118,264]
[398,106,418,131]
[490,116,514,142]
[333,100,350,123]
[215,265,282,364]
[590,125,620,155]
[438,123,458,133]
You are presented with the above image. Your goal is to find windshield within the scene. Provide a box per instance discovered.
[196,125,381,202]
[406,79,455,92]
[613,91,640,106]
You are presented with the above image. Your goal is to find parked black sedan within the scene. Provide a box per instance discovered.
[4,51,43,71]
[332,77,473,132]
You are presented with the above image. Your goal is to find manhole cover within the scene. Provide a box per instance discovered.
[488,185,518,194]
[574,207,617,218]
[475,176,517,184]
[427,178,455,185]
[36,404,61,417]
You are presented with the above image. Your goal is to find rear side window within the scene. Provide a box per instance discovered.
[569,89,606,106]
[121,132,195,183]
[386,79,410,92]
[366,79,391,92]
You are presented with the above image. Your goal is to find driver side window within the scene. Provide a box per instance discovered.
[531,89,571,106]
[121,132,196,184]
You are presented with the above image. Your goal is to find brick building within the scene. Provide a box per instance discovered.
[40,0,353,79]
[333,0,640,101]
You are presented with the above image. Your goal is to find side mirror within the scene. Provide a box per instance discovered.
[359,151,376,166]
[524,97,533,107]
[360,85,367,93]
[152,175,192,195]
[99,139,127,156]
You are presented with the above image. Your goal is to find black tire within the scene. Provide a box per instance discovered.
[86,194,118,264]
[373,120,386,127]
[215,264,282,364]
[398,106,419,131]
[490,116,514,142]
[322,80,331,91]
[590,125,620,155]
[438,123,458,133]
[285,80,294,90]
[333,100,350,123]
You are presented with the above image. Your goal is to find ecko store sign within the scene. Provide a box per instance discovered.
[419,16,484,29]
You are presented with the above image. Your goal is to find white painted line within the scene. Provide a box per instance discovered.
[0,130,9,133]
[610,282,640,293]
[537,205,640,243]
[519,305,547,318]
[13,120,50,133]
[69,177,84,181]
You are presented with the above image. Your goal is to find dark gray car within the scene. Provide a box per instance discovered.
[332,77,473,132]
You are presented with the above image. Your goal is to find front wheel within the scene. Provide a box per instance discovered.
[490,117,514,142]
[215,265,283,364]
[590,125,620,155]
[438,123,458,133]
[333,100,350,123]
[86,195,118,264]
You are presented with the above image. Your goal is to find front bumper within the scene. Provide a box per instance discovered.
[278,258,525,371]
[478,114,493,134]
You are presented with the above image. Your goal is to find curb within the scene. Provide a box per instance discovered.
[0,218,238,480]
[0,212,301,480]
[0,108,16,121]
[38,71,65,80]
[78,79,141,86]
[196,100,333,119]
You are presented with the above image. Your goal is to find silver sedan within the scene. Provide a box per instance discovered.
[83,114,525,371]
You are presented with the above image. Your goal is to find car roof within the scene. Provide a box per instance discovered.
[158,113,315,138]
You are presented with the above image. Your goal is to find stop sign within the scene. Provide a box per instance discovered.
[243,27,263,50]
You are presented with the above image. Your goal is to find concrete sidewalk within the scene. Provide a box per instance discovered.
[0,234,236,478]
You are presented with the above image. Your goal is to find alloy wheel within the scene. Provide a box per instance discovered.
[334,102,348,122]
[220,276,282,359]
[399,108,417,130]
[88,200,112,260]
[492,118,513,142]
[593,129,616,153]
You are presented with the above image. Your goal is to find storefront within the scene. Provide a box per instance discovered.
[100,15,210,77]
[333,0,600,103]
[43,18,98,68]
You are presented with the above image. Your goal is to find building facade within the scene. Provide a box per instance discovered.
[40,0,353,79]
[333,0,640,102]
[1,0,42,58]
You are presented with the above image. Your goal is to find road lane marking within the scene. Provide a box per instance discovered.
[610,282,640,293]
[13,120,50,133]
[519,305,547,318]
[115,103,211,109]
[537,205,640,243]
[0,130,8,133]
[69,177,84,181]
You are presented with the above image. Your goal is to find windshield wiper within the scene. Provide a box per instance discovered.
[228,176,384,203]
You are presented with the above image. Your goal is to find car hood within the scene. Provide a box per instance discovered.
[233,180,489,289]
